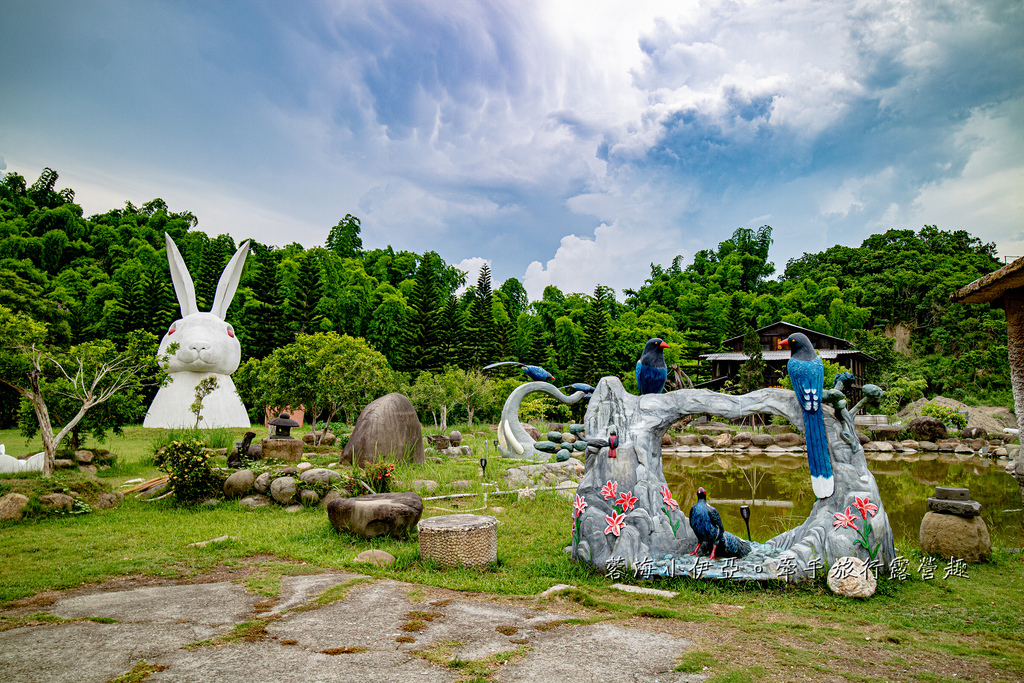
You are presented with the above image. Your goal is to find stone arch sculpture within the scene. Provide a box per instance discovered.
[497,377,897,581]
[143,234,251,429]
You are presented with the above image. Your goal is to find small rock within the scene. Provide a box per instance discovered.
[223,470,256,499]
[452,480,472,491]
[676,434,700,446]
[750,434,774,447]
[39,493,74,510]
[284,505,302,513]
[279,467,299,476]
[253,472,272,493]
[517,488,536,501]
[0,493,30,520]
[239,494,272,509]
[320,490,343,508]
[562,433,576,444]
[856,432,871,444]
[900,439,920,450]
[555,448,571,462]
[961,426,986,440]
[732,432,753,444]
[300,468,342,486]
[74,450,94,464]
[908,416,948,442]
[774,433,805,448]
[460,445,473,456]
[95,493,120,509]
[954,445,974,454]
[78,465,98,475]
[927,497,981,517]
[540,584,576,597]
[934,486,969,501]
[270,477,298,504]
[425,434,450,450]
[201,498,219,506]
[354,549,396,565]
[827,557,877,598]
[301,489,320,507]
[523,424,542,441]
[994,447,1008,456]
[714,433,733,448]
[490,506,504,513]
[297,461,313,472]
[568,423,585,434]
[427,457,442,464]
[412,480,439,493]
[610,583,678,598]
[918,441,938,451]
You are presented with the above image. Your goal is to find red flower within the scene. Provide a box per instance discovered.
[604,511,626,536]
[600,481,618,500]
[615,490,638,512]
[660,485,679,511]
[573,494,588,518]
[833,507,858,530]
[854,496,878,519]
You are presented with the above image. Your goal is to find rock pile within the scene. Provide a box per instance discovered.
[919,486,991,562]
[227,467,342,510]
[532,424,586,462]
[503,458,584,489]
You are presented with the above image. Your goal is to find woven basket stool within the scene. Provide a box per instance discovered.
[418,514,497,567]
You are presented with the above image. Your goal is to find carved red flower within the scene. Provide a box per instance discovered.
[604,511,626,536]
[853,496,878,520]
[573,494,588,518]
[832,507,858,530]
[615,490,638,512]
[660,485,679,511]
[600,481,618,500]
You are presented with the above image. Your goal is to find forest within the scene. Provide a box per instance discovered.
[0,167,1010,435]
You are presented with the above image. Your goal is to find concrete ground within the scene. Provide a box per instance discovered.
[0,572,705,682]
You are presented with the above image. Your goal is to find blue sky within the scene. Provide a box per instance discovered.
[1,0,1021,299]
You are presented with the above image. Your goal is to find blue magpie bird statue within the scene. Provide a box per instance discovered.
[636,338,670,395]
[780,332,834,498]
[482,361,554,383]
[688,487,751,559]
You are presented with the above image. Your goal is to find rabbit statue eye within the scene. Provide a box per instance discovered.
[227,325,235,338]
[167,323,176,335]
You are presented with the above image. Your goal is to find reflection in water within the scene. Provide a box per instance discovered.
[662,450,1024,549]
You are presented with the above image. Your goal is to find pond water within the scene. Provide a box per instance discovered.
[662,449,1024,551]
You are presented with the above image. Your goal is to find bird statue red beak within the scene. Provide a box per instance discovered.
[659,341,670,348]
[779,339,789,347]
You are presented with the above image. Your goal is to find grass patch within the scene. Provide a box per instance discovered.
[396,635,415,643]
[0,612,119,631]
[105,660,168,683]
[675,650,718,673]
[410,639,533,681]
[319,646,368,655]
[495,625,518,635]
[187,616,279,648]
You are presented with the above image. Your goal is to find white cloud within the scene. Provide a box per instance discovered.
[455,256,492,294]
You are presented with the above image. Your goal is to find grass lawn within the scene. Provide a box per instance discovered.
[1,424,1023,682]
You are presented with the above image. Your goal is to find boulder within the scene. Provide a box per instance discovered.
[927,498,981,517]
[562,433,576,444]
[300,489,320,507]
[327,492,423,538]
[54,459,76,470]
[320,490,344,508]
[223,470,255,499]
[765,425,794,435]
[253,472,272,493]
[961,426,986,440]
[699,434,715,447]
[270,476,298,504]
[827,557,877,598]
[452,480,472,491]
[732,432,753,444]
[412,480,439,494]
[95,492,120,509]
[0,493,29,520]
[341,393,424,466]
[302,430,336,446]
[555,448,571,462]
[750,434,775,447]
[40,493,74,510]
[239,494,272,509]
[856,432,871,444]
[74,450,94,464]
[78,465,97,475]
[523,424,542,441]
[774,433,805,448]
[261,437,303,462]
[714,433,733,449]
[908,416,948,442]
[661,434,674,446]
[968,438,987,451]
[676,434,701,446]
[918,440,938,451]
[448,430,463,446]
[919,512,991,562]
[299,468,341,486]
[901,439,920,450]
[425,434,450,450]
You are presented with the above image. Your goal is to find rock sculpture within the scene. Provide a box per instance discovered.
[499,377,897,582]
[143,234,251,428]
[342,392,424,466]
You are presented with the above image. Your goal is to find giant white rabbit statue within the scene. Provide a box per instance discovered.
[143,234,252,429]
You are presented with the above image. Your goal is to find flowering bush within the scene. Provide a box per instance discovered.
[155,439,217,504]
[363,461,395,493]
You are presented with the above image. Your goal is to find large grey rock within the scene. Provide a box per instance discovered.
[327,492,423,538]
[320,490,344,508]
[269,476,297,504]
[299,468,341,486]
[300,489,320,507]
[714,433,733,448]
[961,426,986,440]
[341,393,424,466]
[95,492,120,509]
[827,557,877,598]
[774,432,805,448]
[908,416,948,442]
[920,511,991,562]
[750,433,775,447]
[74,450,94,464]
[0,493,29,520]
[223,470,255,499]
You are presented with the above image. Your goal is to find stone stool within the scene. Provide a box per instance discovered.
[418,514,497,567]
[919,486,991,562]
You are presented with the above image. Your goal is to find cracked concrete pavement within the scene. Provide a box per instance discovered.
[1,573,704,682]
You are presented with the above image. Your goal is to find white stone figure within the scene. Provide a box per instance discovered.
[0,444,46,474]
[143,234,251,429]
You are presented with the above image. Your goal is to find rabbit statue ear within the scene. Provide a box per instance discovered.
[210,240,251,319]
[164,233,198,318]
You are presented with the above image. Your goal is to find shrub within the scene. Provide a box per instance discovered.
[364,461,395,493]
[154,439,217,504]
[920,402,968,431]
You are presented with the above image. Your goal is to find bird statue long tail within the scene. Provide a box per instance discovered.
[782,333,834,498]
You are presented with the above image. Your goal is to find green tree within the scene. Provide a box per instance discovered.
[737,326,766,393]
[326,214,363,259]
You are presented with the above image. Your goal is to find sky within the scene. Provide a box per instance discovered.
[1,0,1021,300]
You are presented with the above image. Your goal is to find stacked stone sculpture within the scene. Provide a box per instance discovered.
[919,486,991,562]
[498,377,898,582]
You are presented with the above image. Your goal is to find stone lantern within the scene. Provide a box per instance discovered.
[268,412,300,439]
[262,411,304,462]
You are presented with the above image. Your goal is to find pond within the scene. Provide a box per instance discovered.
[662,449,1024,551]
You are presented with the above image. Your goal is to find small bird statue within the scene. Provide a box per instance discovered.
[482,361,554,383]
[584,428,618,458]
[688,487,751,560]
[780,333,834,499]
[559,382,596,397]
[636,338,670,395]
